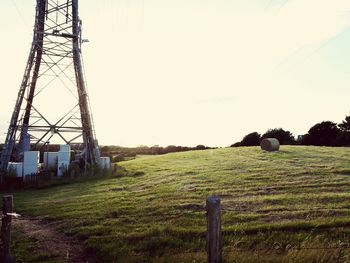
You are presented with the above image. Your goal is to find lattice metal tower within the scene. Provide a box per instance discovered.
[0,0,100,174]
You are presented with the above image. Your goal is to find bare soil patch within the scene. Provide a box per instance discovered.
[13,217,96,263]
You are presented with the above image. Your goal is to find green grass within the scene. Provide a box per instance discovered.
[11,228,65,263]
[5,146,350,262]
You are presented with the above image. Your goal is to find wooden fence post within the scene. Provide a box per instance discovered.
[1,195,14,263]
[206,196,222,263]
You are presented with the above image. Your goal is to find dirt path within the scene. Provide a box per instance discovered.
[13,217,96,263]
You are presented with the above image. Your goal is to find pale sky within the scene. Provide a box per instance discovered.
[1,0,350,147]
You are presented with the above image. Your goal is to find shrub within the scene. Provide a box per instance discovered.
[261,128,295,145]
[240,132,261,146]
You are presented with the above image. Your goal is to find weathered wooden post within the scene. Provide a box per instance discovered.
[206,196,222,263]
[1,195,14,263]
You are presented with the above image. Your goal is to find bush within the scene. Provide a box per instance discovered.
[261,128,295,145]
[240,132,261,146]
[113,154,125,162]
[302,121,340,146]
[195,145,207,150]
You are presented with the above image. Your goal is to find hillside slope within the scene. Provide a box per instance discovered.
[8,146,350,262]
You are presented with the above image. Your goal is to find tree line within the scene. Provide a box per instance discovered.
[100,145,212,162]
[231,114,350,147]
[0,144,212,163]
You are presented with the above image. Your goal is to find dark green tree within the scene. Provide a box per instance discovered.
[240,132,261,146]
[337,115,350,146]
[261,128,295,145]
[339,115,350,132]
[303,121,340,146]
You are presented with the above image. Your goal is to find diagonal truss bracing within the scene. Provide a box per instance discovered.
[0,0,100,175]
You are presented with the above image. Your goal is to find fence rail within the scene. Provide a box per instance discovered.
[1,195,349,263]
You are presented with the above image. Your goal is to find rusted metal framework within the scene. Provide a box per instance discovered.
[0,0,100,174]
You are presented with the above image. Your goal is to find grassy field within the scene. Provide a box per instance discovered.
[5,146,350,262]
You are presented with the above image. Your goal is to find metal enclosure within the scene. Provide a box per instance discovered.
[0,0,100,176]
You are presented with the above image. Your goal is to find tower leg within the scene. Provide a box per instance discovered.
[17,125,30,161]
[1,0,100,177]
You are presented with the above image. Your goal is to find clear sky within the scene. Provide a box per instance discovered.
[1,0,350,147]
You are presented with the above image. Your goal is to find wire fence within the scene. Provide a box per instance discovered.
[2,195,350,262]
[7,206,346,219]
[4,205,349,221]
[178,245,350,255]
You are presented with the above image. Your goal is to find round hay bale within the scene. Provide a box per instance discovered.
[260,138,280,152]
